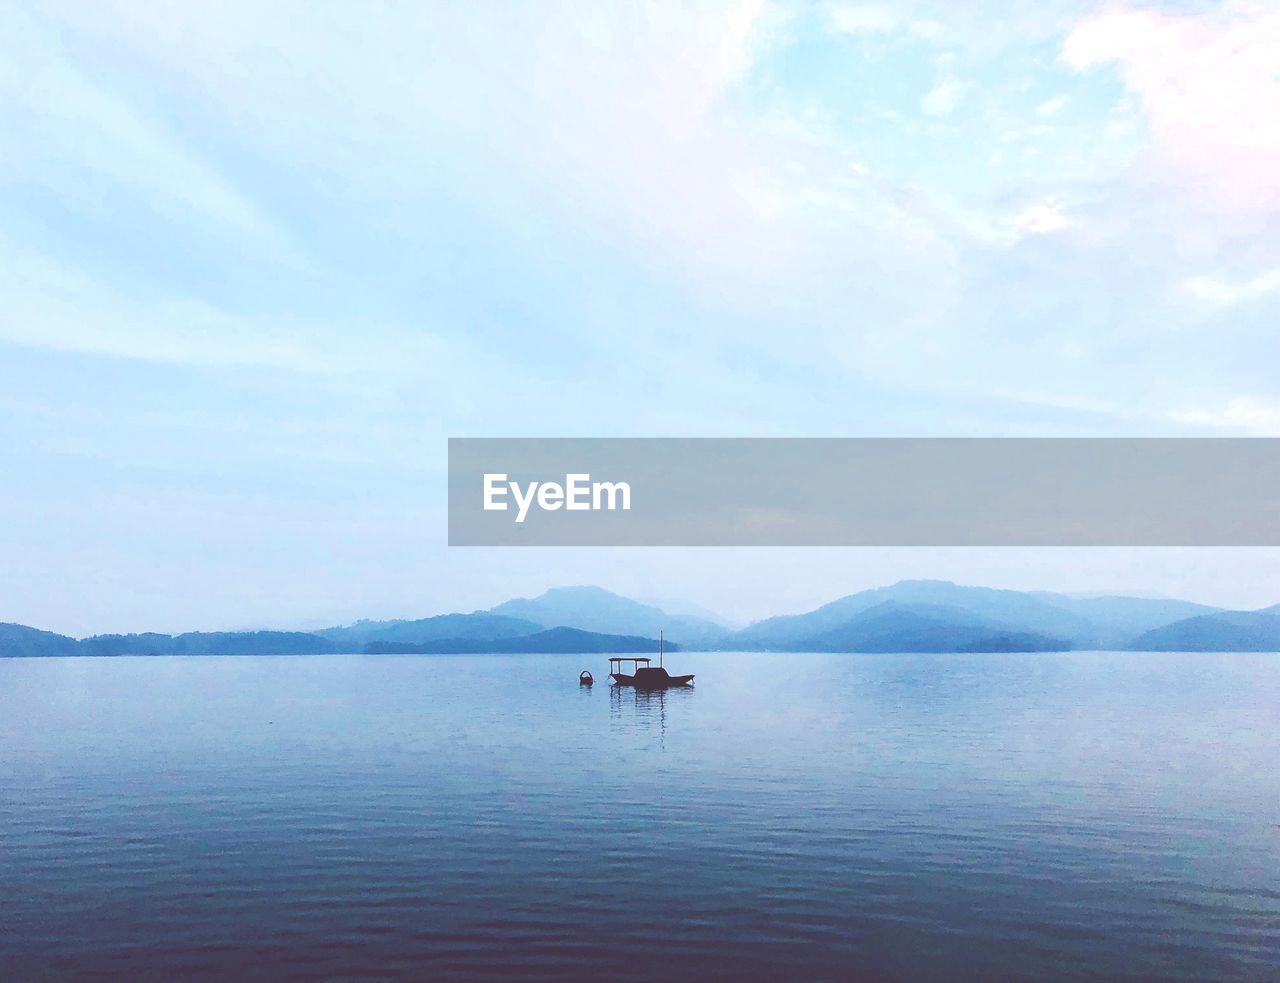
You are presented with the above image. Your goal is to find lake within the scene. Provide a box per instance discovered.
[2,651,1278,981]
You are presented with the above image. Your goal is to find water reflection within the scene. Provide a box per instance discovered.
[608,682,695,747]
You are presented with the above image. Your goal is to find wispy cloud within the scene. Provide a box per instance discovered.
[921,79,967,116]
[1035,95,1068,118]
[0,7,294,259]
[0,233,438,374]
[1182,268,1280,307]
[828,4,898,36]
[1064,2,1280,213]
[1171,398,1280,436]
[1013,201,1072,236]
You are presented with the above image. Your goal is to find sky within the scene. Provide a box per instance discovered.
[2,0,1279,635]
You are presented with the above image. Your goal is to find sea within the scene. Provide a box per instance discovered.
[2,651,1277,980]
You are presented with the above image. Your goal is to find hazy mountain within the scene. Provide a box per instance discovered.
[365,627,673,655]
[0,623,80,657]
[1031,594,1222,647]
[165,632,333,655]
[640,596,737,627]
[0,581,1270,657]
[318,613,542,651]
[488,586,728,647]
[731,580,1223,651]
[21,629,331,656]
[80,632,179,656]
[785,602,1070,653]
[734,581,1097,649]
[1131,612,1280,652]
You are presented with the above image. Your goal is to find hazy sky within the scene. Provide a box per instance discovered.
[3,1,1279,635]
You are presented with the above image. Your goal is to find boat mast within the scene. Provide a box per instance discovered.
[660,629,663,668]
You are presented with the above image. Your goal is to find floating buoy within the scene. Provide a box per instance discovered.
[579,669,594,685]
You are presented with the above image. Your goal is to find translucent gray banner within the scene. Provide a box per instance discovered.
[448,438,1280,546]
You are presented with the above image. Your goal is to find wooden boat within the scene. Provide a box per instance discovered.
[608,631,693,689]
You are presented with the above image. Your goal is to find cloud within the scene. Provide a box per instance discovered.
[1182,267,1280,307]
[921,79,966,115]
[1064,3,1280,213]
[0,233,444,375]
[908,20,948,44]
[1014,201,1072,235]
[0,7,292,259]
[1035,95,1068,118]
[827,6,950,44]
[23,1,792,284]
[1171,398,1280,436]
[828,4,898,35]
[6,0,1274,441]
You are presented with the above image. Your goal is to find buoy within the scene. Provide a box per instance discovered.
[579,669,594,685]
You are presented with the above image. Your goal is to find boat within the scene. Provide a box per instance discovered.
[608,631,693,689]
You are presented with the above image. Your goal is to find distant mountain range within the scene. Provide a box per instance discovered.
[3,581,1278,657]
[1129,611,1280,652]
[316,613,543,651]
[365,627,677,655]
[489,586,726,647]
[0,624,338,658]
[730,580,1221,651]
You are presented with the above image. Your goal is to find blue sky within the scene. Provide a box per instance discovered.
[3,1,1279,634]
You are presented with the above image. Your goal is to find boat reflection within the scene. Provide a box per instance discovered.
[609,684,695,709]
[609,682,694,748]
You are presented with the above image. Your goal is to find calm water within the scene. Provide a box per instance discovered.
[2,652,1278,981]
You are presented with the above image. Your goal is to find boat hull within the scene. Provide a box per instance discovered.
[610,671,694,689]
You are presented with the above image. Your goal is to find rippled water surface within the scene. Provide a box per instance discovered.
[2,652,1278,980]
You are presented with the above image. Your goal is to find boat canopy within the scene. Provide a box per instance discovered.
[607,656,651,664]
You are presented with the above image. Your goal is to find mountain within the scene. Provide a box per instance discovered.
[790,602,1070,653]
[487,586,728,647]
[1131,611,1280,652]
[731,580,1222,651]
[318,613,542,651]
[365,627,673,655]
[166,632,333,655]
[76,631,333,655]
[0,582,1269,657]
[734,581,1097,649]
[80,632,179,656]
[0,623,80,657]
[1031,594,1222,647]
